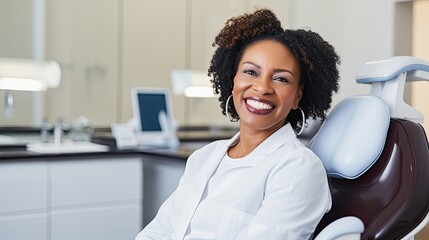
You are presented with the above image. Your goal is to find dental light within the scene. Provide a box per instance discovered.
[0,57,61,118]
[171,70,215,98]
[0,57,61,91]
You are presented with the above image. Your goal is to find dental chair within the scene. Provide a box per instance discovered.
[309,56,429,240]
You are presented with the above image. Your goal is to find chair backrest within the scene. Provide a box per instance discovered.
[310,56,429,239]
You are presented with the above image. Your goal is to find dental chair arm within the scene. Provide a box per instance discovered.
[356,56,429,83]
[314,216,364,240]
[355,56,429,123]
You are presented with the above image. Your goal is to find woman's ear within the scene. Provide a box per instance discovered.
[293,87,303,109]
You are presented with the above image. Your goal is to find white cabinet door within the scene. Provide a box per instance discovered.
[0,213,47,240]
[0,161,48,240]
[0,161,48,213]
[46,0,119,125]
[50,157,142,206]
[50,156,143,239]
[120,0,187,123]
[51,205,141,240]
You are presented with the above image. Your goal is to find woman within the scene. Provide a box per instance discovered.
[136,8,340,240]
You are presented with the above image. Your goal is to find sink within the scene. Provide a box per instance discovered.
[26,141,109,154]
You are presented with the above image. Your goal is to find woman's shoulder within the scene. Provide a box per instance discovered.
[192,139,230,155]
[271,139,325,172]
[184,139,230,167]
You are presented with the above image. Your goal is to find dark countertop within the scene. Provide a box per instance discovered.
[0,126,237,161]
[0,143,203,161]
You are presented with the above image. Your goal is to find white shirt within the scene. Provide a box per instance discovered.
[136,124,331,240]
[186,153,260,239]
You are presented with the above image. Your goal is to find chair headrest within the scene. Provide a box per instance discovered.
[307,95,390,179]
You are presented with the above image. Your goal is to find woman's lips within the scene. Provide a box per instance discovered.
[244,97,275,115]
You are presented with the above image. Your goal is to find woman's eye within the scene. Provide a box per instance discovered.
[243,69,257,76]
[274,76,290,83]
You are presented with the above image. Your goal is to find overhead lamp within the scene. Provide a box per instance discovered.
[171,70,215,98]
[0,57,61,118]
[0,57,61,91]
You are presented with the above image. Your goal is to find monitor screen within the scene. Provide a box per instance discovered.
[137,92,167,131]
[131,87,177,147]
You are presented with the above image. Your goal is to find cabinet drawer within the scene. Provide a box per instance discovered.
[51,157,142,207]
[0,161,48,213]
[51,204,141,240]
[0,213,47,240]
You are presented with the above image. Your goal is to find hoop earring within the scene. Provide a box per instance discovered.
[296,107,306,136]
[226,95,238,122]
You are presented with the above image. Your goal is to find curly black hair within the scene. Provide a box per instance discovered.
[208,8,340,132]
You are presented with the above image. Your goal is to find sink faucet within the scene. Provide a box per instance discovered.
[40,118,53,143]
[53,117,70,145]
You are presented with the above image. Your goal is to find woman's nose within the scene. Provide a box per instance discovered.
[253,76,274,94]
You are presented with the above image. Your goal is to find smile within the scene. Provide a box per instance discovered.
[246,99,274,110]
[244,97,275,115]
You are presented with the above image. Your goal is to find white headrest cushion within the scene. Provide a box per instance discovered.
[307,95,390,179]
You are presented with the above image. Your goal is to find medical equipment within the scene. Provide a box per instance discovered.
[311,56,429,239]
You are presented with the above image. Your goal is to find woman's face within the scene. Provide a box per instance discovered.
[232,39,302,133]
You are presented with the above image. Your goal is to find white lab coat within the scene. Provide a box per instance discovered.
[136,124,331,240]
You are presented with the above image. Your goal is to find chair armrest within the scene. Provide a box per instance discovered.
[314,216,364,240]
[356,56,429,83]
[355,56,429,123]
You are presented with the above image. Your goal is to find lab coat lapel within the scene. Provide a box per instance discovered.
[251,124,297,155]
[175,133,240,239]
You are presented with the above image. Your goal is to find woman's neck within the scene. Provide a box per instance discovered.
[228,125,280,159]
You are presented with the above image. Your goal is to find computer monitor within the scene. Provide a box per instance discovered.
[131,87,178,147]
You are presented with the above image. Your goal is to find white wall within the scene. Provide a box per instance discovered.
[412,1,429,133]
[1,0,411,127]
[290,0,397,106]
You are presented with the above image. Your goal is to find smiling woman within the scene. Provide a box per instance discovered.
[209,11,340,133]
[231,40,302,145]
[136,8,340,240]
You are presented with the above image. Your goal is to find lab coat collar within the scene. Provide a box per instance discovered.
[236,123,297,156]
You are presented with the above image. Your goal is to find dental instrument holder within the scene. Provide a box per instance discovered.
[356,56,429,123]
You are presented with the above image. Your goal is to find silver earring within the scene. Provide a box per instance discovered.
[226,95,238,122]
[296,107,306,136]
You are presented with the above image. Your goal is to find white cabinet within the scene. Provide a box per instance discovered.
[0,161,48,213]
[0,155,143,240]
[51,205,140,240]
[0,213,47,240]
[120,0,187,123]
[46,0,119,125]
[50,156,143,240]
[0,161,48,240]
[50,158,141,206]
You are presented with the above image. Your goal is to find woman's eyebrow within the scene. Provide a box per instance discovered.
[242,61,295,78]
[242,61,260,69]
[273,69,295,78]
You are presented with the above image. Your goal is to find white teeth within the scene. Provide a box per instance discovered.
[246,99,273,110]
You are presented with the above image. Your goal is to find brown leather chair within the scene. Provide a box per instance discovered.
[311,56,429,240]
[314,118,429,239]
